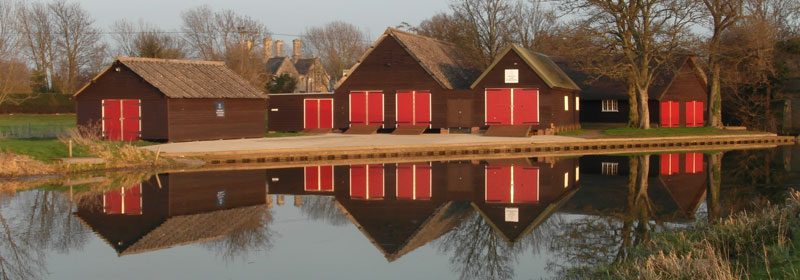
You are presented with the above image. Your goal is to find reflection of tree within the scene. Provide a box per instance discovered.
[200,208,276,262]
[549,156,661,275]
[0,210,45,279]
[437,213,516,280]
[298,196,349,226]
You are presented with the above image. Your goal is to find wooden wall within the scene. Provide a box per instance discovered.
[658,62,709,126]
[470,50,580,130]
[334,36,447,129]
[166,170,266,216]
[75,63,169,140]
[267,93,335,132]
[168,98,265,142]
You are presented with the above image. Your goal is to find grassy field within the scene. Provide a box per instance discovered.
[0,138,157,161]
[0,114,76,138]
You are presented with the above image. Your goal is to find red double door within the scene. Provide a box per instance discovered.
[485,88,539,125]
[485,165,539,203]
[350,164,385,199]
[103,184,142,215]
[305,166,334,192]
[660,153,704,175]
[661,100,703,127]
[102,99,141,141]
[304,99,333,129]
[350,91,383,126]
[396,90,431,126]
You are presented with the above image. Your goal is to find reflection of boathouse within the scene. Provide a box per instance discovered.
[571,154,708,220]
[75,170,267,256]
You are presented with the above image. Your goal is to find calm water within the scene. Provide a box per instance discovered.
[1,146,799,280]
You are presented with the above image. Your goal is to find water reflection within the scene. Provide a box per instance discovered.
[0,147,796,279]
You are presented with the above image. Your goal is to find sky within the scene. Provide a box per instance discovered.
[79,0,453,43]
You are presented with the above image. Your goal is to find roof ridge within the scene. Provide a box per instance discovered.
[116,56,225,66]
[385,27,459,48]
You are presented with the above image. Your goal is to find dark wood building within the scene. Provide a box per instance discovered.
[572,56,708,127]
[267,92,334,132]
[471,45,583,136]
[333,28,482,134]
[73,57,266,142]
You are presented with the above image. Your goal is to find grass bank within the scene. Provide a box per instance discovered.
[0,113,75,138]
[603,127,762,138]
[569,190,800,279]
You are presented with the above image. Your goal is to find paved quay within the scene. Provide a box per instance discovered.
[144,133,582,155]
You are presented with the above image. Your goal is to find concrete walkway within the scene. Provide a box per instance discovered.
[144,133,583,154]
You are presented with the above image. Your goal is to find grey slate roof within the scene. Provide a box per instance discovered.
[74,57,265,99]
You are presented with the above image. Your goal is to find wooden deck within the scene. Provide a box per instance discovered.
[153,134,796,169]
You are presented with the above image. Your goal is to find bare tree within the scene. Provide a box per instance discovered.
[0,0,31,105]
[49,0,102,94]
[16,1,56,92]
[110,19,187,59]
[562,0,699,129]
[400,13,484,67]
[700,0,746,128]
[180,5,271,61]
[450,0,516,66]
[301,21,369,82]
[511,0,557,51]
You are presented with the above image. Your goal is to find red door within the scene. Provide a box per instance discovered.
[103,188,122,214]
[485,166,512,202]
[305,166,334,191]
[485,165,539,203]
[685,101,704,127]
[350,92,383,126]
[102,99,140,141]
[660,101,680,128]
[103,184,141,215]
[349,164,384,199]
[660,154,680,175]
[397,90,432,126]
[396,163,432,200]
[486,89,512,125]
[685,153,703,174]
[304,99,333,129]
[514,166,539,203]
[513,89,539,125]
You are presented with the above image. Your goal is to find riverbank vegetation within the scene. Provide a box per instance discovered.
[565,190,800,279]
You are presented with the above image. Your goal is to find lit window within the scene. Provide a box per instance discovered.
[601,162,619,175]
[575,166,580,181]
[602,100,619,112]
[563,172,569,188]
[564,96,569,111]
[575,97,580,111]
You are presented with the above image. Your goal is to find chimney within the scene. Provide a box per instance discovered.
[275,40,284,57]
[245,39,253,53]
[263,38,273,59]
[292,39,302,62]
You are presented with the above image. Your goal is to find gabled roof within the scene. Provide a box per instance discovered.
[294,58,321,75]
[74,57,265,99]
[335,28,482,90]
[265,56,298,75]
[471,44,581,91]
[649,56,708,100]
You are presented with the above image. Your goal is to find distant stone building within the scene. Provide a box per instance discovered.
[264,38,331,93]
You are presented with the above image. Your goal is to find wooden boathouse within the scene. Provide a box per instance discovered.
[333,28,482,134]
[471,44,582,136]
[74,57,266,142]
[574,56,708,127]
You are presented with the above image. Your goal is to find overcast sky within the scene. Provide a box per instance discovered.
[79,0,452,42]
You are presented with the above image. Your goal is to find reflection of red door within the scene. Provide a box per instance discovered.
[349,164,384,199]
[396,91,432,126]
[485,166,539,203]
[103,184,142,215]
[660,154,680,175]
[396,163,432,200]
[350,92,383,126]
[685,153,703,174]
[685,101,704,127]
[513,89,539,125]
[102,99,141,141]
[304,99,333,129]
[660,101,680,128]
[305,166,334,191]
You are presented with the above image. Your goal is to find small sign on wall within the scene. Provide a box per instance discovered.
[504,207,519,222]
[215,101,225,117]
[216,189,226,207]
[504,69,519,84]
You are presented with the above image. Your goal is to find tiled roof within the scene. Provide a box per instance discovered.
[471,45,581,91]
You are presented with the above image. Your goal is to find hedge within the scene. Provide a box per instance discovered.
[0,93,74,114]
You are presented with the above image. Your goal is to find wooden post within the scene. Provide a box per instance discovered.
[68,140,73,158]
[153,146,161,165]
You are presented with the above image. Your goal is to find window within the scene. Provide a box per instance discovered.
[602,99,619,112]
[564,96,569,111]
[563,172,569,188]
[575,97,580,111]
[575,166,580,182]
[601,162,619,175]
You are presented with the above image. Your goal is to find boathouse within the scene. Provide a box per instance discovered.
[470,45,582,136]
[333,28,482,134]
[575,56,708,127]
[74,57,266,142]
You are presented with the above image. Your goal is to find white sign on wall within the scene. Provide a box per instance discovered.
[504,69,519,83]
[504,207,519,222]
